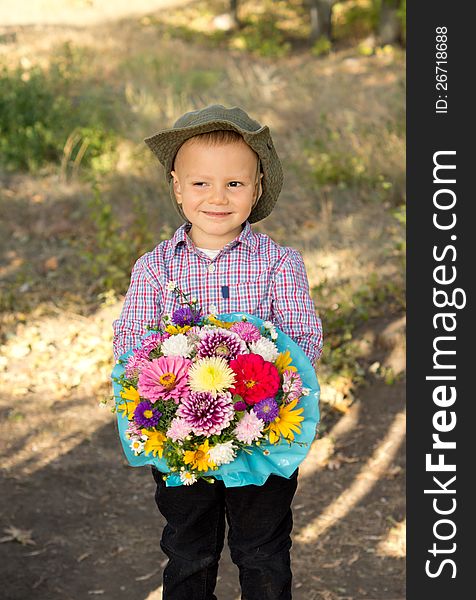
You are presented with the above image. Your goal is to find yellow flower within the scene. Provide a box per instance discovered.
[165,324,192,335]
[117,385,140,419]
[158,371,177,390]
[188,356,236,393]
[183,440,216,472]
[207,315,234,329]
[143,430,166,458]
[275,350,298,375]
[266,398,304,445]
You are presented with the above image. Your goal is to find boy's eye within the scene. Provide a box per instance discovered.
[192,181,243,187]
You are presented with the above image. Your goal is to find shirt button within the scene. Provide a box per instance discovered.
[208,263,216,273]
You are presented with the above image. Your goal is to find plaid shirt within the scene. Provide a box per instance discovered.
[112,221,323,366]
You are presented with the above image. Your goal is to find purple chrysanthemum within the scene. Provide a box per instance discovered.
[196,329,247,360]
[172,306,201,327]
[253,397,279,423]
[176,390,235,437]
[125,349,149,379]
[234,401,247,412]
[230,321,261,343]
[134,401,162,428]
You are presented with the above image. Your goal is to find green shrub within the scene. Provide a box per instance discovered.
[398,0,406,44]
[232,11,291,57]
[311,36,332,57]
[334,0,379,41]
[0,47,120,173]
[0,64,66,171]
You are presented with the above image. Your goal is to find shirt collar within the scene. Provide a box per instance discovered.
[171,220,258,255]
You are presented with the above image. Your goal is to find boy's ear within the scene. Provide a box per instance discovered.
[170,170,182,203]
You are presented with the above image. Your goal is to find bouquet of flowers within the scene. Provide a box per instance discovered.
[111,282,320,487]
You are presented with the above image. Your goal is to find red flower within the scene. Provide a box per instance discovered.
[229,353,280,405]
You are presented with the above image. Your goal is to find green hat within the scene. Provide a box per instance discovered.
[144,104,283,223]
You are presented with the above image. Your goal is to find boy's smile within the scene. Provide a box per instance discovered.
[170,138,263,250]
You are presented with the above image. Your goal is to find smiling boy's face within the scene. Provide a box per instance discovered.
[170,137,263,249]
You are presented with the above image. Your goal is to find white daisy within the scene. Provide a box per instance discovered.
[161,333,193,358]
[180,471,198,486]
[208,441,237,466]
[248,338,279,362]
[129,436,145,455]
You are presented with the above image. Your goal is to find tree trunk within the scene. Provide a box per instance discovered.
[309,0,334,43]
[229,0,241,28]
[378,0,402,45]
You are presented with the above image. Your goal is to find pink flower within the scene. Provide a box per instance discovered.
[125,420,143,438]
[125,349,149,379]
[282,369,303,402]
[230,321,261,343]
[138,356,191,402]
[140,333,166,355]
[167,417,192,442]
[233,411,264,445]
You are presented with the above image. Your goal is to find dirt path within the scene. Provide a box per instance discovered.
[0,0,190,27]
[0,382,405,600]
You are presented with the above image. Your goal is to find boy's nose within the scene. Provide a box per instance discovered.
[209,188,228,204]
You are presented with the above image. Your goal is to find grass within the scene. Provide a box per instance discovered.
[78,186,172,292]
[314,266,405,393]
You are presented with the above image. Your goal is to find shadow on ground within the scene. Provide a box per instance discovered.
[0,372,404,599]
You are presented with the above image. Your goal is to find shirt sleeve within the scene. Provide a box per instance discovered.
[270,248,323,368]
[112,255,161,360]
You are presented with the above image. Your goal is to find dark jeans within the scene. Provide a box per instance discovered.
[151,467,299,600]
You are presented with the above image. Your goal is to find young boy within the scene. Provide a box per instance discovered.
[113,104,323,600]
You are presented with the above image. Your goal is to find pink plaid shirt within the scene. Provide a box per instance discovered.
[112,221,323,366]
